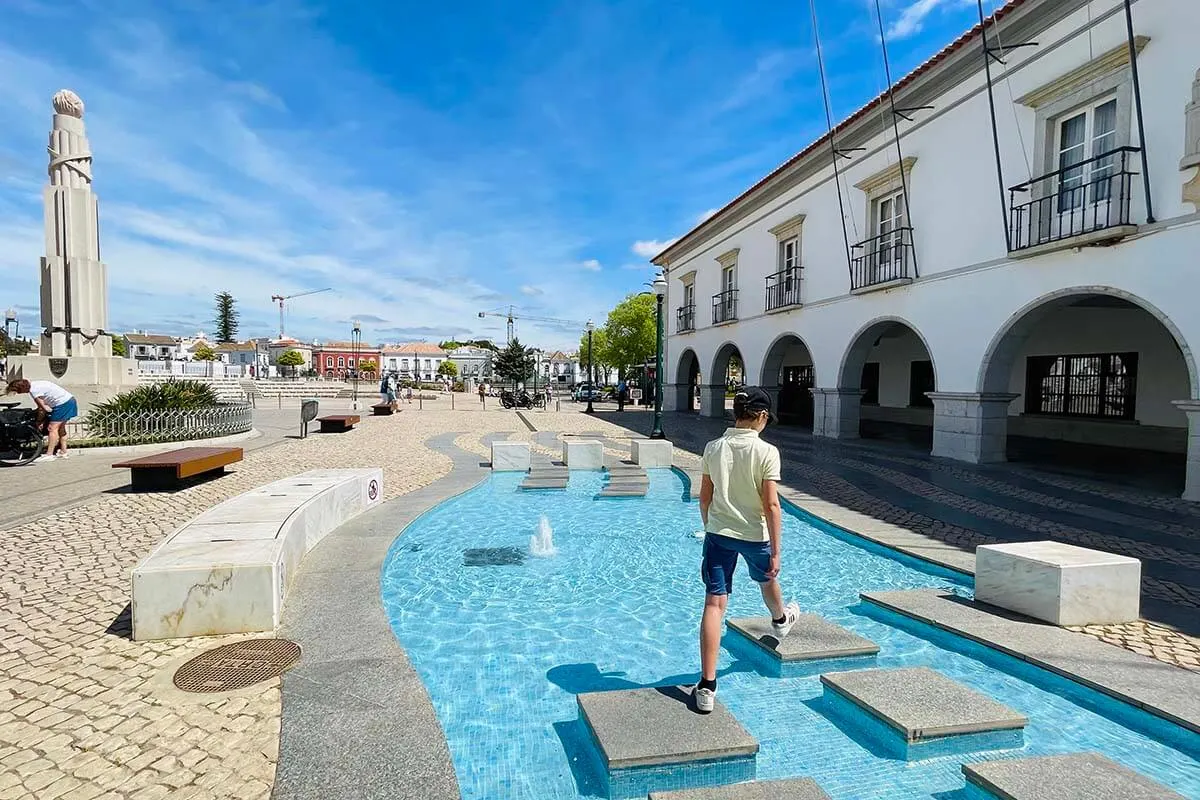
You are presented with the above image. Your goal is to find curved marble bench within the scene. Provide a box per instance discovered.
[131,468,384,641]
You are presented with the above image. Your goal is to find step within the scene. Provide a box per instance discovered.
[520,478,568,490]
[598,487,647,498]
[726,615,879,678]
[819,667,1026,761]
[577,686,757,799]
[963,753,1187,800]
[649,777,830,800]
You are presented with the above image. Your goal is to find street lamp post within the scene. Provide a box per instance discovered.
[351,320,362,410]
[585,320,595,415]
[650,272,667,440]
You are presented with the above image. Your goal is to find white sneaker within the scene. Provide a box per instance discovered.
[693,683,716,714]
[30,454,54,464]
[771,602,801,640]
[54,453,69,460]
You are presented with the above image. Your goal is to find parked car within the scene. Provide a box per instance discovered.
[573,383,602,402]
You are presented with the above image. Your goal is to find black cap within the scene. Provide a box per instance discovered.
[733,387,775,421]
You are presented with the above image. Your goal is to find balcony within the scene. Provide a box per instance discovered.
[712,290,738,325]
[675,304,696,334]
[850,228,915,293]
[1008,146,1139,256]
[765,269,802,312]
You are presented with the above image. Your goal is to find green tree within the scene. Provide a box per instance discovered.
[0,331,31,358]
[437,360,459,378]
[213,291,240,343]
[277,349,304,377]
[359,358,378,375]
[192,343,218,361]
[438,340,463,352]
[599,293,656,378]
[578,327,612,384]
[111,336,127,357]
[492,339,535,385]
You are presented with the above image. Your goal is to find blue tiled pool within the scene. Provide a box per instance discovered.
[380,469,1200,799]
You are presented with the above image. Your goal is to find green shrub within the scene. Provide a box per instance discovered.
[90,381,220,416]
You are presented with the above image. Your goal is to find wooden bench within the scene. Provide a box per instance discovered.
[371,404,394,416]
[113,446,243,491]
[318,414,360,432]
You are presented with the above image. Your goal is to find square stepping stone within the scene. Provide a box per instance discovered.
[578,686,757,799]
[963,753,1188,800]
[649,777,830,799]
[820,667,1026,761]
[564,440,604,470]
[632,439,673,467]
[490,441,530,471]
[727,615,879,678]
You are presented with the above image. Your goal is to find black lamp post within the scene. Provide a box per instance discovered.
[650,272,667,440]
[585,320,595,415]
[351,320,362,409]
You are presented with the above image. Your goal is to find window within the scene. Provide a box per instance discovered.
[348,358,355,369]
[326,357,333,368]
[861,363,880,405]
[721,265,735,294]
[1056,98,1117,211]
[1025,352,1137,420]
[909,360,934,408]
[779,237,799,281]
[873,190,906,268]
[683,282,695,309]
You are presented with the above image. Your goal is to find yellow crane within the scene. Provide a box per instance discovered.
[270,288,332,339]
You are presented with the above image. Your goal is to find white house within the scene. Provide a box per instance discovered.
[123,332,179,361]
[655,0,1200,500]
[448,345,493,380]
[383,343,448,381]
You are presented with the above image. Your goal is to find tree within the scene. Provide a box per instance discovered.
[437,360,458,378]
[599,293,656,378]
[277,349,304,377]
[213,291,239,343]
[192,344,218,361]
[438,340,463,352]
[0,331,31,358]
[359,358,378,375]
[492,338,535,385]
[111,337,127,357]
[577,327,612,384]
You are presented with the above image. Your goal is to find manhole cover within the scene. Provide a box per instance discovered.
[173,638,301,693]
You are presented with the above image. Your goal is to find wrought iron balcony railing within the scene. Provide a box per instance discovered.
[1008,146,1139,252]
[850,227,914,291]
[675,304,695,333]
[765,269,802,311]
[712,290,738,325]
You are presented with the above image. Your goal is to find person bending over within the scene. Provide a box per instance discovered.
[5,378,78,462]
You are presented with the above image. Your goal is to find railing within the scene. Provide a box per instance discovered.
[676,304,696,333]
[70,404,254,447]
[1008,147,1139,252]
[850,228,915,291]
[137,361,248,378]
[712,290,738,325]
[765,269,802,311]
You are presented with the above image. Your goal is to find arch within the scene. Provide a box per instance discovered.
[674,347,701,385]
[759,332,816,386]
[837,315,938,389]
[978,286,1199,398]
[760,333,817,428]
[710,341,744,388]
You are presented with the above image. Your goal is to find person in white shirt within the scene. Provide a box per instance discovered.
[5,378,78,462]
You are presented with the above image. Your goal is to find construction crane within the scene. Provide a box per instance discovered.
[270,288,332,339]
[477,306,587,344]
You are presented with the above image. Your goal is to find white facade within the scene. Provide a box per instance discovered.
[657,0,1200,499]
[382,346,447,381]
[447,346,493,380]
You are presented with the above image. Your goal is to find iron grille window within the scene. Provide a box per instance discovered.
[861,363,880,405]
[676,304,695,333]
[712,290,738,325]
[1024,352,1137,420]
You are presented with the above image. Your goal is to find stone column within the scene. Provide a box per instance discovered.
[928,392,1019,464]
[810,388,863,439]
[661,383,680,412]
[700,384,726,419]
[1172,400,1200,502]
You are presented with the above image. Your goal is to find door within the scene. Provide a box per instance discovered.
[874,191,906,281]
[1054,98,1118,237]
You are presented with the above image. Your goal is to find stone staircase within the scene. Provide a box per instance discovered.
[519,455,569,490]
[598,460,648,497]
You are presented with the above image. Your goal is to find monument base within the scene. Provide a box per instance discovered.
[6,355,138,414]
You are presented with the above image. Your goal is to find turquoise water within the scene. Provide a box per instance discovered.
[380,470,1200,799]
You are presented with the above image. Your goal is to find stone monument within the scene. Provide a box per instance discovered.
[9,90,136,405]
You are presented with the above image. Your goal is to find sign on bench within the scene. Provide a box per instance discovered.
[131,468,384,640]
[113,447,243,491]
[318,414,359,432]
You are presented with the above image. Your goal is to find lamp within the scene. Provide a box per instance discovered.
[351,320,362,409]
[585,320,595,415]
[650,273,667,439]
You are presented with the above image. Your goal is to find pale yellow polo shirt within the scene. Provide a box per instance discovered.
[700,428,782,543]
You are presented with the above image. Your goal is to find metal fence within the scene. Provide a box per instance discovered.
[69,404,254,447]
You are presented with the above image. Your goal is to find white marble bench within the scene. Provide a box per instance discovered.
[131,468,384,640]
[975,541,1140,626]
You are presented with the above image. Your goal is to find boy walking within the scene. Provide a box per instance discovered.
[695,387,799,713]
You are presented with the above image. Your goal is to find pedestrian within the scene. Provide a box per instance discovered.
[617,378,627,412]
[544,383,552,408]
[694,387,799,714]
[5,378,79,462]
[379,374,389,406]
[387,373,399,412]
[406,385,413,404]
[478,383,486,406]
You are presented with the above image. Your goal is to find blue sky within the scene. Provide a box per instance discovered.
[0,0,1002,350]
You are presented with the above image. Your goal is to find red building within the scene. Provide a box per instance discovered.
[312,341,382,380]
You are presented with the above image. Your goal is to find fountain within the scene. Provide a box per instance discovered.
[530,515,557,557]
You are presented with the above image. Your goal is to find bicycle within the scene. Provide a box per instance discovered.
[0,401,47,466]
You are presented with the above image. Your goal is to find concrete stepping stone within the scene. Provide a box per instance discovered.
[963,753,1188,800]
[599,462,649,498]
[577,686,757,799]
[726,615,879,677]
[520,478,568,490]
[819,667,1026,760]
[520,459,569,491]
[649,777,830,799]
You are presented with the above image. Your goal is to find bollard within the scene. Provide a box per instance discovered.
[419,395,423,411]
[451,393,455,410]
[278,393,282,410]
[556,400,560,413]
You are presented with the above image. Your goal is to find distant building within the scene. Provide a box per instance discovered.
[124,332,178,361]
[215,342,258,370]
[540,350,580,386]
[382,343,448,381]
[267,338,313,374]
[447,345,492,380]
[314,341,382,380]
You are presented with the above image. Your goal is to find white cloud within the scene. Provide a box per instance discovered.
[886,0,952,40]
[579,258,601,271]
[696,208,719,224]
[631,238,678,259]
[520,285,544,296]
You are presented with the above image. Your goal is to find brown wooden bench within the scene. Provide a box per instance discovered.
[371,404,394,416]
[318,414,360,433]
[113,447,244,492]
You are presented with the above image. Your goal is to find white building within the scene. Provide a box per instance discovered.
[383,343,448,381]
[655,0,1200,500]
[448,345,493,380]
[123,332,179,361]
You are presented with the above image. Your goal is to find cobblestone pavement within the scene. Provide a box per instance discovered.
[4,400,1198,799]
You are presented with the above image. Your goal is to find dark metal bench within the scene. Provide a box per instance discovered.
[113,446,244,491]
[372,404,394,416]
[318,414,360,433]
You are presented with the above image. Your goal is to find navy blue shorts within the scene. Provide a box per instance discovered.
[701,533,773,596]
[48,398,78,423]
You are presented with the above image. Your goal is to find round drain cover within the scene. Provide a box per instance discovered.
[173,638,301,693]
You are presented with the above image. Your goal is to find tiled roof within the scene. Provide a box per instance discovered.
[124,333,176,346]
[215,342,256,352]
[653,0,1028,265]
[385,343,447,355]
[316,341,379,350]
